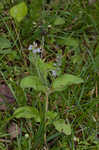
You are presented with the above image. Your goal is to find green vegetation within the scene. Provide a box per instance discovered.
[0,0,99,149]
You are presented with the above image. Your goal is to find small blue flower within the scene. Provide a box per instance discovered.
[28,45,33,50]
[33,48,41,54]
[51,70,57,77]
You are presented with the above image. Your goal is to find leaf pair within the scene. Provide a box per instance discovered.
[14,107,71,135]
[20,74,83,92]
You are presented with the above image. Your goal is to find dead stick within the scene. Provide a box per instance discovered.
[95,81,98,137]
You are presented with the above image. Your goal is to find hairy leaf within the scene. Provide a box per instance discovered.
[10,2,27,22]
[53,119,71,135]
[20,76,46,92]
[54,16,65,25]
[52,74,83,91]
[13,106,40,122]
[0,37,11,49]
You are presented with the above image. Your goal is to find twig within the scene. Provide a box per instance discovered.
[0,139,11,143]
[95,81,98,138]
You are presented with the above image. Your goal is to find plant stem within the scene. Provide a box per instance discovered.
[44,92,49,150]
[45,92,49,113]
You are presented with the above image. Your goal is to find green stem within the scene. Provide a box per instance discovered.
[44,92,49,150]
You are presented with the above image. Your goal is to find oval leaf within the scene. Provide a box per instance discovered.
[53,119,71,135]
[46,111,58,120]
[10,2,27,22]
[52,74,83,91]
[0,37,11,49]
[20,76,46,92]
[65,37,79,48]
[54,16,65,25]
[0,2,4,11]
[13,106,40,122]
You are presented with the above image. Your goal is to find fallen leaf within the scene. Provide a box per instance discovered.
[0,84,15,110]
[88,0,96,5]
[8,122,21,139]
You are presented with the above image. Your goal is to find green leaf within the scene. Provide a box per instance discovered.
[53,119,71,135]
[0,49,12,54]
[10,2,27,22]
[65,37,79,48]
[0,2,4,11]
[29,54,55,81]
[36,57,55,80]
[20,76,46,92]
[52,74,83,91]
[54,16,65,25]
[93,55,99,72]
[46,111,58,120]
[56,37,79,48]
[29,0,43,21]
[0,37,11,49]
[95,44,99,55]
[13,106,40,122]
[71,55,82,64]
[46,111,58,125]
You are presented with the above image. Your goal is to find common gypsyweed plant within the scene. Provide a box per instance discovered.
[12,45,84,146]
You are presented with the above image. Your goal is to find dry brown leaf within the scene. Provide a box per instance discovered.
[8,122,21,139]
[0,84,15,110]
[88,0,96,5]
